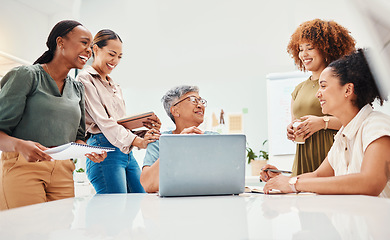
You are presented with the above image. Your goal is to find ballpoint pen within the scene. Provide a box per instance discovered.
[264,169,292,174]
[259,169,292,182]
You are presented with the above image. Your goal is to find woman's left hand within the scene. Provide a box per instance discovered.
[263,175,293,194]
[143,116,162,131]
[295,115,324,140]
[85,151,107,163]
[75,140,107,163]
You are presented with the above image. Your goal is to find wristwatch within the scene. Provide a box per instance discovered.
[288,176,300,193]
[323,116,330,130]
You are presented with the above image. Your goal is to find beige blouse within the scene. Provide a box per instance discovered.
[76,65,136,154]
[327,104,390,198]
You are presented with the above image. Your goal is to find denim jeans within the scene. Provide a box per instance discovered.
[86,133,145,194]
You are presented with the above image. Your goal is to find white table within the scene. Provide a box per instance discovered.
[1,193,389,239]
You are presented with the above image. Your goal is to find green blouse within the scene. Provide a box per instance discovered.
[0,64,85,147]
[290,77,336,176]
[291,77,323,118]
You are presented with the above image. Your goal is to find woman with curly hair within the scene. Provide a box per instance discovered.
[286,19,356,176]
[261,49,390,197]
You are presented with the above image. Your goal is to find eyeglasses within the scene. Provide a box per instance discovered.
[173,96,207,107]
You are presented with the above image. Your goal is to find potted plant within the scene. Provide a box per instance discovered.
[73,167,88,183]
[247,140,269,176]
[72,159,88,183]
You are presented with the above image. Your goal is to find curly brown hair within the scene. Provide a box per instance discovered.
[287,19,356,71]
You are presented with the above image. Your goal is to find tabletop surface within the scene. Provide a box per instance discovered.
[1,192,389,240]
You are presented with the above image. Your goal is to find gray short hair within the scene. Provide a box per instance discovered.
[161,85,199,123]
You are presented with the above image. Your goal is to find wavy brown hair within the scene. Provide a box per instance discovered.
[287,19,356,71]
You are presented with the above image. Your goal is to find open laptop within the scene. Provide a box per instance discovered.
[159,134,246,197]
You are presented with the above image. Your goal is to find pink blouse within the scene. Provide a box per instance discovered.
[76,65,136,154]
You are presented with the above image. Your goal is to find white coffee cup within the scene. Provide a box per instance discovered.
[293,121,305,144]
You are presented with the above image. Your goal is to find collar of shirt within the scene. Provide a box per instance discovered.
[84,65,116,87]
[339,104,373,141]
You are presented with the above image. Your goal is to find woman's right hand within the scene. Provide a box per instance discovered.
[259,164,281,182]
[287,122,295,141]
[14,140,52,162]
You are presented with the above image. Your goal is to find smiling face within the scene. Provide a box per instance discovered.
[316,67,350,116]
[59,25,92,69]
[92,39,123,77]
[299,42,327,77]
[171,91,205,127]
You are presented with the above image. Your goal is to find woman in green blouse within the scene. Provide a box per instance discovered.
[0,20,106,210]
[286,19,356,176]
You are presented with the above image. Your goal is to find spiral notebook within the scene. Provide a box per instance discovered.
[44,142,115,160]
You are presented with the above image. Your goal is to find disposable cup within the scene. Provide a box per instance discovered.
[293,122,305,144]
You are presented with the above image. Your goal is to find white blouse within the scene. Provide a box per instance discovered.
[327,104,390,198]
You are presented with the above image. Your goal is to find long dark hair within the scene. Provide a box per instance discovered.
[34,20,83,64]
[329,48,387,109]
[92,29,122,58]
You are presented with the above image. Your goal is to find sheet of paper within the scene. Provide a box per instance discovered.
[245,186,316,195]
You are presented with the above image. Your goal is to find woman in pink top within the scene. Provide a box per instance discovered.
[260,49,390,197]
[77,29,160,193]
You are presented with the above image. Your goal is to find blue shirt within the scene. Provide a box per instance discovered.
[143,130,218,167]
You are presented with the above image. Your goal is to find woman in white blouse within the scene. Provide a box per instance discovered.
[77,29,160,194]
[260,49,390,197]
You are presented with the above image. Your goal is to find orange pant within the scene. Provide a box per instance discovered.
[0,152,75,210]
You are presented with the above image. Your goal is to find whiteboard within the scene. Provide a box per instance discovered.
[266,71,310,156]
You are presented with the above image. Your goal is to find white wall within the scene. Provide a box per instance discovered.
[1,0,389,171]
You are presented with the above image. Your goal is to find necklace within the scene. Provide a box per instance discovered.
[309,76,318,88]
[45,64,53,79]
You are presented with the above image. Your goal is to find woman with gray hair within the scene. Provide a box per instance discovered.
[140,85,215,193]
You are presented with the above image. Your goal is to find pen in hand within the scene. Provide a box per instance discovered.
[264,169,292,174]
[259,168,292,182]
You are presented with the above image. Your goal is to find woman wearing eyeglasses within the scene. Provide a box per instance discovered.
[76,29,160,194]
[140,85,216,193]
